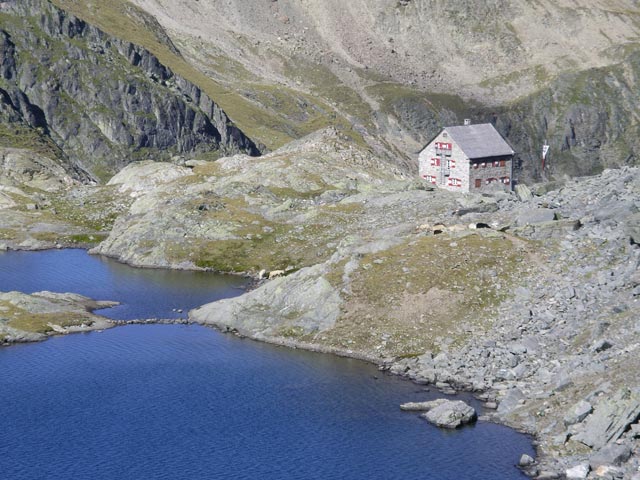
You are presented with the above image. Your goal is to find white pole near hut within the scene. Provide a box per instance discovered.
[541,142,550,170]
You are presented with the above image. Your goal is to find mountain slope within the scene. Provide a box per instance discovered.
[0,0,259,181]
[50,0,640,181]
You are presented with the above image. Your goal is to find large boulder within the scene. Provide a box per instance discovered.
[589,443,632,469]
[627,213,640,244]
[574,388,640,449]
[420,400,477,429]
[564,400,593,426]
[565,463,590,480]
[515,207,556,226]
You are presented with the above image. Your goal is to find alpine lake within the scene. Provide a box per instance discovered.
[0,249,533,479]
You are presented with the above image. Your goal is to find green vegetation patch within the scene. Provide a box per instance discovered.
[160,191,364,273]
[47,186,131,233]
[0,301,96,335]
[367,83,472,118]
[314,233,529,357]
[0,123,64,160]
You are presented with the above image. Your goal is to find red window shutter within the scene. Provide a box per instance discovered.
[500,160,506,167]
[475,179,481,188]
[451,159,456,168]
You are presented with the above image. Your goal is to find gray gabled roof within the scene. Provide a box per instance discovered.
[444,123,514,159]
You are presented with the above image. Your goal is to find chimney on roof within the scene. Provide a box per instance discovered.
[464,119,471,126]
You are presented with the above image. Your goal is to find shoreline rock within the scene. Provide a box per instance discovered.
[420,400,477,429]
[0,291,118,346]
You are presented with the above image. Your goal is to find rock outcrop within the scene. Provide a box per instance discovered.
[0,290,116,344]
[421,400,477,429]
[0,0,259,181]
[574,388,640,450]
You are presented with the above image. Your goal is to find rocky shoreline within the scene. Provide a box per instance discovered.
[187,166,640,480]
[1,141,638,478]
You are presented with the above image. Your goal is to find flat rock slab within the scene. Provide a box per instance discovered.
[400,398,448,411]
[420,399,477,429]
[574,388,640,449]
[589,443,632,468]
[515,207,555,226]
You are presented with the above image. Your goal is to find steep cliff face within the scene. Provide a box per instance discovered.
[0,0,259,181]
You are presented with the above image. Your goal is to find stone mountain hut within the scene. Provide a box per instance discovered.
[419,122,515,192]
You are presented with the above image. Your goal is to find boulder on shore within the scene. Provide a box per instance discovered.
[420,399,477,429]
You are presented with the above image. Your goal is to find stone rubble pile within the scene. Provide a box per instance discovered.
[389,167,640,479]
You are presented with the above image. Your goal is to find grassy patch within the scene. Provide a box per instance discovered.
[310,233,529,357]
[0,301,96,334]
[157,191,361,273]
[278,325,306,338]
[47,186,130,232]
[0,123,63,160]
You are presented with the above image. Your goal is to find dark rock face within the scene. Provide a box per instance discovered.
[383,56,639,184]
[0,0,259,181]
[493,58,640,183]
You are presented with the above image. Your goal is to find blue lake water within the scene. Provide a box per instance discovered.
[0,249,534,479]
[0,249,248,319]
